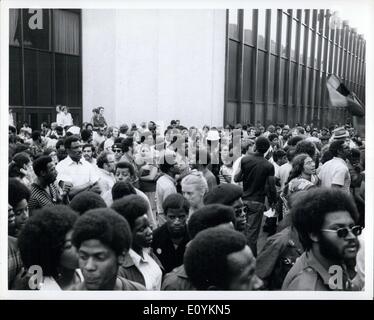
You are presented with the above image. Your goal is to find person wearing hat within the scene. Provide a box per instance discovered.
[234,136,276,256]
[332,126,349,140]
[204,184,247,233]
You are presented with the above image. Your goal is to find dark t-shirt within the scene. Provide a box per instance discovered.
[241,152,275,203]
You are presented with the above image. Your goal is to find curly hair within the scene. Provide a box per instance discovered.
[72,208,132,256]
[295,140,316,158]
[9,152,31,179]
[286,153,310,183]
[111,195,148,230]
[111,181,136,201]
[17,205,78,277]
[187,204,235,240]
[69,191,107,215]
[184,226,247,290]
[291,188,359,250]
[8,178,31,207]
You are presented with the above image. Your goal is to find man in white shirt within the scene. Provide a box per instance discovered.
[318,140,351,193]
[56,135,101,200]
[96,151,116,196]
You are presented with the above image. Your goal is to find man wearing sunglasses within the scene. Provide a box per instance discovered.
[282,188,362,291]
[203,184,247,234]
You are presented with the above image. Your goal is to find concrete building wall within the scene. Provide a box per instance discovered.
[82,9,226,129]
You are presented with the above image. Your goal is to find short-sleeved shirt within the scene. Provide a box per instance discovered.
[318,157,351,193]
[29,182,61,213]
[56,156,99,187]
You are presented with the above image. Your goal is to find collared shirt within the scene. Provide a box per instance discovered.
[156,174,177,214]
[161,264,195,290]
[56,156,99,187]
[128,249,162,290]
[318,157,351,193]
[29,182,61,212]
[282,250,353,291]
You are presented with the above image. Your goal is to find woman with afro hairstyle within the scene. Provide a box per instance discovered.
[14,205,81,290]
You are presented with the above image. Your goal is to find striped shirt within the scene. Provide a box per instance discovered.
[29,182,61,213]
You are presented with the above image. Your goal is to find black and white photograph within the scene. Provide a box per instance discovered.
[1,0,372,301]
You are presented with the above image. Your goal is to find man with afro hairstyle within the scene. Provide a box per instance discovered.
[184,225,263,290]
[72,208,145,290]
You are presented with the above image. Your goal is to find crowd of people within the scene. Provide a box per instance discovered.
[7,107,366,291]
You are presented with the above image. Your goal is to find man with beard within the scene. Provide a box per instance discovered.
[56,135,101,200]
[29,156,62,212]
[282,188,362,291]
[151,193,190,273]
[82,144,97,167]
[72,208,145,290]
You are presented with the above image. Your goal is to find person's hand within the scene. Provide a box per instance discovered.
[62,181,73,194]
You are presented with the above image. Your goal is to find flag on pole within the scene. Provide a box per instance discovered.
[326,74,365,117]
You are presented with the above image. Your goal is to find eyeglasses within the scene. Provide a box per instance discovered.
[321,225,362,238]
[234,206,249,218]
[112,148,122,153]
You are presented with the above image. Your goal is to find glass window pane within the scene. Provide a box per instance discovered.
[257,9,266,50]
[269,55,276,102]
[300,26,306,61]
[228,41,239,100]
[22,9,50,50]
[55,54,67,105]
[308,29,314,66]
[279,59,286,104]
[303,10,309,24]
[9,47,22,105]
[244,10,254,45]
[291,19,297,60]
[67,55,81,107]
[53,10,80,55]
[24,49,37,105]
[243,46,254,101]
[270,10,278,53]
[281,13,288,57]
[256,51,266,101]
[38,52,53,106]
[9,9,21,46]
[229,10,239,40]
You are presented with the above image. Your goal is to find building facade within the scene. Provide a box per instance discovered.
[9,9,365,130]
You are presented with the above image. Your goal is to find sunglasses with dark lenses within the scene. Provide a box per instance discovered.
[234,206,249,217]
[321,225,362,238]
[112,148,122,153]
